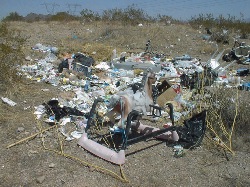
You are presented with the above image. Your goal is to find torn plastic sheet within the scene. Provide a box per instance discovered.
[175,60,193,69]
[95,62,110,70]
[32,43,58,54]
[1,97,17,106]
[59,117,87,141]
[21,64,38,73]
[210,59,220,69]
[44,100,85,121]
[60,119,80,139]
[34,105,46,119]
[37,59,54,70]
[44,53,57,63]
[20,58,57,84]
[119,69,134,77]
[174,54,192,61]
[177,110,207,149]
[59,118,75,141]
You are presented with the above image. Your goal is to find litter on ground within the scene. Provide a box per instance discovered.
[14,40,249,164]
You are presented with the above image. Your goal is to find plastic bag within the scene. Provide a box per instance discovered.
[177,110,207,149]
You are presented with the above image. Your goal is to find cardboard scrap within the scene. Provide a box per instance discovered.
[156,87,177,107]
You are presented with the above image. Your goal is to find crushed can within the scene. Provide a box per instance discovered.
[173,145,184,158]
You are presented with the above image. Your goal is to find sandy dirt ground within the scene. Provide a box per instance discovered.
[0,21,249,187]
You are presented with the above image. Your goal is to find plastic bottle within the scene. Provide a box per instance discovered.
[84,80,90,92]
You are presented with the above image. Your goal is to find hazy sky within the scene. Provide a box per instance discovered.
[1,0,249,21]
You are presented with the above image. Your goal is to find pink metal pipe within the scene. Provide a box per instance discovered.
[78,132,125,165]
[135,122,179,141]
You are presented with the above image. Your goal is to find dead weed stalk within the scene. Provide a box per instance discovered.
[6,103,130,183]
[201,85,239,155]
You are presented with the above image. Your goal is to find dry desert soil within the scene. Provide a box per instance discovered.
[0,21,250,187]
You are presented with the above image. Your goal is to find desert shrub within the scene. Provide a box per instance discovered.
[156,14,181,25]
[82,43,115,62]
[0,22,26,91]
[47,12,79,22]
[80,9,101,23]
[101,5,151,25]
[102,8,125,22]
[189,13,215,30]
[189,14,250,39]
[200,43,217,55]
[123,5,152,25]
[2,12,24,22]
[99,27,117,40]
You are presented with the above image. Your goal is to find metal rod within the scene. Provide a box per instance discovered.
[85,97,104,132]
[126,126,176,145]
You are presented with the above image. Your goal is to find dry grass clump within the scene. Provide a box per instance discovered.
[203,87,250,153]
[8,21,215,62]
[82,43,117,62]
[56,21,212,59]
[0,22,26,93]
[200,43,217,55]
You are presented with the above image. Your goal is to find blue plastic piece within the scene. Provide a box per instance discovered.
[237,68,249,76]
[242,82,250,91]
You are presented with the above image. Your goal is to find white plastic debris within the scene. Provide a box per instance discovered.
[25,56,32,61]
[1,97,17,106]
[71,131,83,139]
[59,117,74,141]
[173,145,184,157]
[111,48,117,61]
[75,118,88,131]
[60,117,71,126]
[45,53,57,62]
[32,43,58,53]
[44,116,55,123]
[24,106,31,110]
[95,62,110,70]
[210,59,220,69]
[34,105,45,115]
[41,89,50,92]
[60,126,74,141]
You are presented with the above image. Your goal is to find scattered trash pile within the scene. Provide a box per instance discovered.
[222,41,250,65]
[201,27,229,44]
[11,41,249,163]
